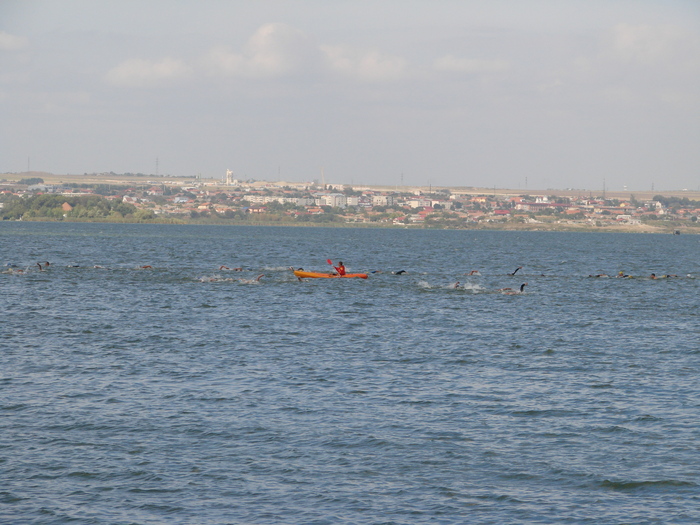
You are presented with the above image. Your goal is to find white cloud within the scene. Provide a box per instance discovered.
[321,45,407,82]
[204,23,315,78]
[598,85,643,105]
[608,23,700,70]
[0,30,28,51]
[433,55,509,74]
[105,57,191,87]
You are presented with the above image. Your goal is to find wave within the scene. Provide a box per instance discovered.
[600,479,697,491]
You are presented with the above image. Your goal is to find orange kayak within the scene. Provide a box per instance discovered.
[293,270,368,279]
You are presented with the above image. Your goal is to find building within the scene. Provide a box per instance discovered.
[314,193,347,208]
[372,194,395,207]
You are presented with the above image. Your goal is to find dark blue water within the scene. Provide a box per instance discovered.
[2,223,699,524]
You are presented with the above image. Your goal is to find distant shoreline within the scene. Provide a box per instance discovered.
[3,171,700,200]
[3,172,698,234]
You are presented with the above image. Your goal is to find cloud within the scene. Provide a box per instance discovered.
[433,55,509,74]
[105,57,191,87]
[204,23,316,78]
[0,30,28,51]
[608,23,700,70]
[598,85,643,105]
[321,45,407,82]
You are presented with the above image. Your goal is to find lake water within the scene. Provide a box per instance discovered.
[1,222,699,524]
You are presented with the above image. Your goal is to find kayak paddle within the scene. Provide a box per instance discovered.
[327,259,337,275]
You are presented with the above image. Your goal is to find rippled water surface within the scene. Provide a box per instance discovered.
[2,223,699,524]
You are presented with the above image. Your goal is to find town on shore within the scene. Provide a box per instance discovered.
[1,171,699,233]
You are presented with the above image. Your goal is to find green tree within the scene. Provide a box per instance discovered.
[19,177,44,185]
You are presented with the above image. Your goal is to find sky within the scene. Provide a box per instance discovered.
[1,1,699,191]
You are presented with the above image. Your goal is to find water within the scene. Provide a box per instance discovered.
[1,222,699,524]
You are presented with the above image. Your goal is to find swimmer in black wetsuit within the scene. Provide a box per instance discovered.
[507,283,527,294]
[499,283,528,294]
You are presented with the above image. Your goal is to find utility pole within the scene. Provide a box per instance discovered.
[603,178,606,200]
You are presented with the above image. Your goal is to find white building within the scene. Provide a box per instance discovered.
[314,193,347,208]
[408,198,432,208]
[372,194,395,206]
[432,200,453,210]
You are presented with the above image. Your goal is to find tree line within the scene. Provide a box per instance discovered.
[1,194,142,221]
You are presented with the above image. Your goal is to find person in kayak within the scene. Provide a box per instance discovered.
[334,261,346,276]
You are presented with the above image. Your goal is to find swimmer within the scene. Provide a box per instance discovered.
[589,274,609,278]
[501,283,527,295]
[219,265,231,270]
[393,270,407,275]
[466,270,481,276]
[140,265,153,269]
[509,266,523,276]
[616,271,630,278]
[240,274,264,284]
[452,281,462,289]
